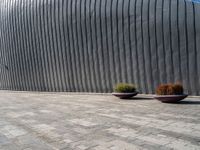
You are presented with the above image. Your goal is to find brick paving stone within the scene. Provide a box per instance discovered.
[0,91,200,150]
[0,136,9,145]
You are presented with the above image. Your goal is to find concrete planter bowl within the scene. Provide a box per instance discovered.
[154,94,188,103]
[112,92,138,99]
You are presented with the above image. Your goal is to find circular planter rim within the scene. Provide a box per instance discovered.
[112,92,139,95]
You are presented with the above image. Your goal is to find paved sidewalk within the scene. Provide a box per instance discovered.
[0,92,200,150]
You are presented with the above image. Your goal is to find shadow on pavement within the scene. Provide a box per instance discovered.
[129,97,154,100]
[175,100,200,105]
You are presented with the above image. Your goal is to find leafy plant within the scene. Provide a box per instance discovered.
[114,83,136,93]
[156,83,184,95]
[172,84,184,95]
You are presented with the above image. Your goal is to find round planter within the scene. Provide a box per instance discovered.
[154,94,188,103]
[112,92,138,99]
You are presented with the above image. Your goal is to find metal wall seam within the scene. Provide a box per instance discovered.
[187,2,197,94]
[74,0,83,92]
[41,0,51,91]
[132,0,141,91]
[18,0,28,91]
[33,0,43,91]
[144,0,154,93]
[0,1,5,89]
[89,0,98,92]
[11,0,20,90]
[194,3,200,95]
[1,1,6,89]
[127,0,134,84]
[63,0,73,91]
[109,0,117,87]
[59,0,69,92]
[37,0,46,91]
[184,1,191,93]
[94,0,102,92]
[52,0,62,91]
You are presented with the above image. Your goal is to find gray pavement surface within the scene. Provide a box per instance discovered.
[0,91,200,150]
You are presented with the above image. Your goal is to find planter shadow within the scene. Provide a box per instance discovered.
[174,100,200,105]
[129,97,154,100]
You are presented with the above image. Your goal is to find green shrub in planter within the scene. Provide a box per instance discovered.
[114,83,136,93]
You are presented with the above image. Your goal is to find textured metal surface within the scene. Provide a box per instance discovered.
[0,0,200,95]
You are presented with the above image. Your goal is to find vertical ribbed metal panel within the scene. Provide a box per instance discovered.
[0,0,200,95]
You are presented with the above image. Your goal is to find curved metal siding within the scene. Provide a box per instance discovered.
[0,0,200,94]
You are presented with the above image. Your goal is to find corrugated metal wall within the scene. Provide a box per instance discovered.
[0,0,200,95]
